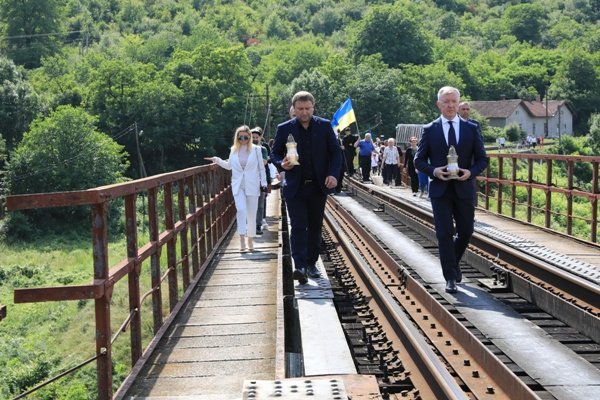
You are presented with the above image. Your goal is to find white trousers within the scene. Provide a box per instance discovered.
[233,184,259,238]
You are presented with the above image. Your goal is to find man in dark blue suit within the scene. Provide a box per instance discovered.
[458,101,481,133]
[270,91,342,284]
[415,87,488,293]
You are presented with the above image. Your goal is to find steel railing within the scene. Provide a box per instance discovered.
[6,164,235,399]
[478,153,600,243]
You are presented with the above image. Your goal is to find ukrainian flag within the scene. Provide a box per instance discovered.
[332,98,356,133]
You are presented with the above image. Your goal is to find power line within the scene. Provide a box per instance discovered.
[0,30,86,41]
[5,123,137,183]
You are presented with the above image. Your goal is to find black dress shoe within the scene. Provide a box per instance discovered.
[445,280,458,293]
[307,264,320,279]
[456,269,463,283]
[293,268,308,284]
[256,227,263,235]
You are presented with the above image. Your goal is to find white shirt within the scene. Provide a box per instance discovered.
[441,115,460,145]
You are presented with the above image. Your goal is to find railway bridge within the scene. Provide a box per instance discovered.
[2,153,600,399]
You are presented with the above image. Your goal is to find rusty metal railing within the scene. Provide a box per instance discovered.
[6,164,235,399]
[478,153,600,243]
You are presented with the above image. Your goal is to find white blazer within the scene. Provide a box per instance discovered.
[215,145,267,196]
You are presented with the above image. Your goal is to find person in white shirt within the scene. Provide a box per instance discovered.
[205,125,267,252]
[382,138,400,186]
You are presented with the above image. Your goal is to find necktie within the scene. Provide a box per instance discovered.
[447,120,457,147]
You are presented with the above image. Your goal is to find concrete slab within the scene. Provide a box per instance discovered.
[297,298,357,375]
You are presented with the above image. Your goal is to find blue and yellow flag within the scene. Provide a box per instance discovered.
[332,98,356,133]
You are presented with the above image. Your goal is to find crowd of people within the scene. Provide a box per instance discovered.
[206,86,488,295]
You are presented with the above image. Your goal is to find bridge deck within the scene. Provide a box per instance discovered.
[371,182,600,269]
[120,192,283,400]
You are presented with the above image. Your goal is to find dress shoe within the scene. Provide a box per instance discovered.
[293,268,308,284]
[445,280,458,293]
[456,268,463,283]
[307,264,320,279]
[256,227,263,235]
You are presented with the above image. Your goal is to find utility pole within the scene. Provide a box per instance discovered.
[134,122,147,178]
[263,85,271,140]
[558,103,562,142]
[545,94,549,138]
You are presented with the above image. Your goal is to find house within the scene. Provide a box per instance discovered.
[470,99,574,138]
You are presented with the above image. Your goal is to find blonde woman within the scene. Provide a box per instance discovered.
[205,125,267,252]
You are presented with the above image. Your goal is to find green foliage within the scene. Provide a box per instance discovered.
[0,0,66,68]
[350,4,433,67]
[0,56,42,148]
[257,37,330,87]
[4,106,128,237]
[503,3,546,44]
[504,123,525,143]
[588,113,600,152]
[550,47,600,133]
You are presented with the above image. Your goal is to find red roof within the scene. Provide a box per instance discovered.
[470,100,522,118]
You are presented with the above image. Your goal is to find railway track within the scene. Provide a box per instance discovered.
[318,180,600,399]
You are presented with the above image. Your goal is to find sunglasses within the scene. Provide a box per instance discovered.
[238,135,250,141]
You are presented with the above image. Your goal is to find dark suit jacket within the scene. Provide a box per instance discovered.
[414,117,488,200]
[270,116,342,199]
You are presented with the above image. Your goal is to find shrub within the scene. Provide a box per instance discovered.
[4,106,129,239]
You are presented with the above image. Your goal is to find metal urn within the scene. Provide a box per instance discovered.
[446,145,459,179]
[286,134,300,165]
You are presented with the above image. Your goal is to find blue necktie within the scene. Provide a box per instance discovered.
[447,120,457,147]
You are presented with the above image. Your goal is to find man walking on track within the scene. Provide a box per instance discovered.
[414,86,488,294]
[270,91,342,284]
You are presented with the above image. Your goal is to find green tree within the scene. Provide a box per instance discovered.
[588,113,600,152]
[503,4,546,44]
[310,7,343,36]
[163,44,252,161]
[350,4,433,67]
[0,56,42,148]
[504,123,525,143]
[288,69,337,119]
[257,38,330,86]
[0,0,65,68]
[550,48,600,133]
[339,55,419,135]
[4,106,129,235]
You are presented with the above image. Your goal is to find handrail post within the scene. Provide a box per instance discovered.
[92,202,112,400]
[593,161,599,242]
[567,161,574,236]
[177,180,191,289]
[125,194,143,366]
[187,176,200,276]
[511,157,517,217]
[148,187,163,333]
[497,156,504,214]
[195,173,208,265]
[545,159,553,228]
[164,182,178,311]
[485,161,491,210]
[527,159,533,223]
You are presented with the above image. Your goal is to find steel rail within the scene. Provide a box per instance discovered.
[325,198,540,400]
[348,180,600,314]
[323,209,466,400]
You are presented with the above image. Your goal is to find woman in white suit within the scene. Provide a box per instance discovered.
[205,125,267,252]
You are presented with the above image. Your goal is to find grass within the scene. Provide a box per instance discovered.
[0,229,176,399]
